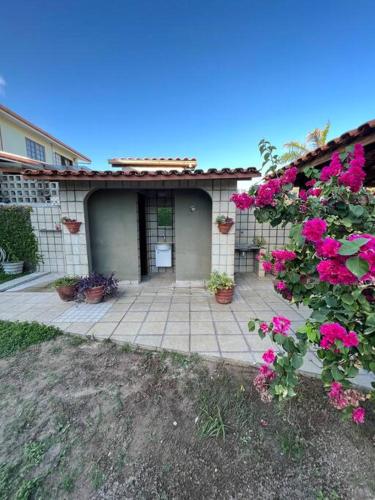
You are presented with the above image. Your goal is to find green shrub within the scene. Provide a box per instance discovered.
[207,271,235,294]
[0,206,41,269]
[0,321,62,358]
[52,276,80,288]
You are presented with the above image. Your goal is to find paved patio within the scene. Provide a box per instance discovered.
[0,273,372,388]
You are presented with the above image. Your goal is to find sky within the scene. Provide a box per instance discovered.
[1,0,375,171]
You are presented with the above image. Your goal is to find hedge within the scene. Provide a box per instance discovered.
[0,206,40,269]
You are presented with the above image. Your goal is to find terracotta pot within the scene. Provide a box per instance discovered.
[218,221,234,234]
[64,221,81,234]
[84,285,105,304]
[56,284,77,302]
[215,287,234,304]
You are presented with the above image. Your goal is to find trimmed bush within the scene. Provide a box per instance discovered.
[0,206,40,269]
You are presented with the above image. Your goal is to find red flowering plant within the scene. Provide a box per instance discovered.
[234,141,375,423]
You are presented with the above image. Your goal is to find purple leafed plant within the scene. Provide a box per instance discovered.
[77,272,119,297]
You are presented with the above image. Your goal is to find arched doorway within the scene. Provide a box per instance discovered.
[86,189,139,281]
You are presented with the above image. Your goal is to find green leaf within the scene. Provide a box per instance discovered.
[248,320,256,332]
[349,204,364,217]
[331,366,344,381]
[310,308,329,322]
[338,238,370,256]
[345,256,369,278]
[341,294,354,305]
[291,354,304,369]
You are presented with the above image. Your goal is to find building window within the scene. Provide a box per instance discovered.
[26,138,46,161]
[54,152,73,166]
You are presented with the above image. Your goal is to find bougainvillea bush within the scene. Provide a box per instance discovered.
[231,141,375,424]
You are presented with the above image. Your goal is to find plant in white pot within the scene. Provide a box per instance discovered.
[0,246,24,275]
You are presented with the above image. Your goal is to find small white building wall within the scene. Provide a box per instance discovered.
[58,178,238,279]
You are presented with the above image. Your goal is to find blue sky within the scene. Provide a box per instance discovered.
[1,0,375,170]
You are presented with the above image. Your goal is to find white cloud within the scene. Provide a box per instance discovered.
[0,76,6,96]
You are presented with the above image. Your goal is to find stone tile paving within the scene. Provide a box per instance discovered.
[1,273,373,389]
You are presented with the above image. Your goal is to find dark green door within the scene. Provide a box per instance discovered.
[87,189,139,281]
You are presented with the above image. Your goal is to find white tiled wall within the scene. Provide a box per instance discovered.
[58,178,238,278]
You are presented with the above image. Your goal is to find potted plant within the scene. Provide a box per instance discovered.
[61,217,82,234]
[0,247,24,275]
[216,215,234,234]
[207,271,235,304]
[77,272,119,304]
[52,276,79,301]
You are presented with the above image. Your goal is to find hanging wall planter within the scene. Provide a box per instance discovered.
[216,215,234,234]
[61,217,82,234]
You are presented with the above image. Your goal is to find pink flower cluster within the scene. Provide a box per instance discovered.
[328,382,366,423]
[319,323,359,350]
[262,348,276,364]
[316,234,375,285]
[271,249,297,261]
[253,364,276,403]
[302,218,327,242]
[339,144,366,192]
[231,167,297,211]
[230,192,255,211]
[320,152,343,182]
[257,316,291,337]
[319,145,367,192]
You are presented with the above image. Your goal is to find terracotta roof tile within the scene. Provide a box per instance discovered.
[22,166,260,182]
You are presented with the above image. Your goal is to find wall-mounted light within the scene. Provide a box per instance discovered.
[189,205,196,212]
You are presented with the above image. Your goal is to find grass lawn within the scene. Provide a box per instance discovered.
[0,271,29,285]
[0,322,374,499]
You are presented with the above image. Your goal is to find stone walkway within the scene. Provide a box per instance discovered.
[0,273,372,389]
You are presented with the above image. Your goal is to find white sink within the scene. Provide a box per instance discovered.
[156,243,171,251]
[155,243,172,267]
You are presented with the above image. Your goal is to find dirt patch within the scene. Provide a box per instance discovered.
[0,337,374,499]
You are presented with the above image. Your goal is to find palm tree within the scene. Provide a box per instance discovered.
[280,122,330,164]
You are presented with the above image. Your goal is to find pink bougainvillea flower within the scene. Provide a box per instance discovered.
[302,218,327,242]
[273,261,286,273]
[339,144,366,193]
[307,187,322,197]
[230,192,255,210]
[276,280,286,291]
[352,407,365,424]
[319,323,359,350]
[262,349,276,364]
[329,382,343,400]
[317,259,357,285]
[320,152,343,182]
[280,166,298,185]
[299,189,308,201]
[255,179,281,207]
[272,316,291,335]
[343,330,359,348]
[260,322,269,333]
[271,249,297,262]
[262,261,273,273]
[305,179,317,187]
[315,237,341,258]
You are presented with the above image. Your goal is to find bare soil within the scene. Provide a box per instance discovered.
[0,336,374,499]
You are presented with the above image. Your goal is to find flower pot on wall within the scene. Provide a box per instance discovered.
[56,285,77,302]
[218,221,234,234]
[215,287,234,304]
[2,261,24,275]
[84,285,105,304]
[63,220,81,234]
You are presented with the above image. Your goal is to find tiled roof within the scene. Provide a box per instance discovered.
[109,157,197,169]
[0,104,91,163]
[286,119,375,169]
[22,166,260,182]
